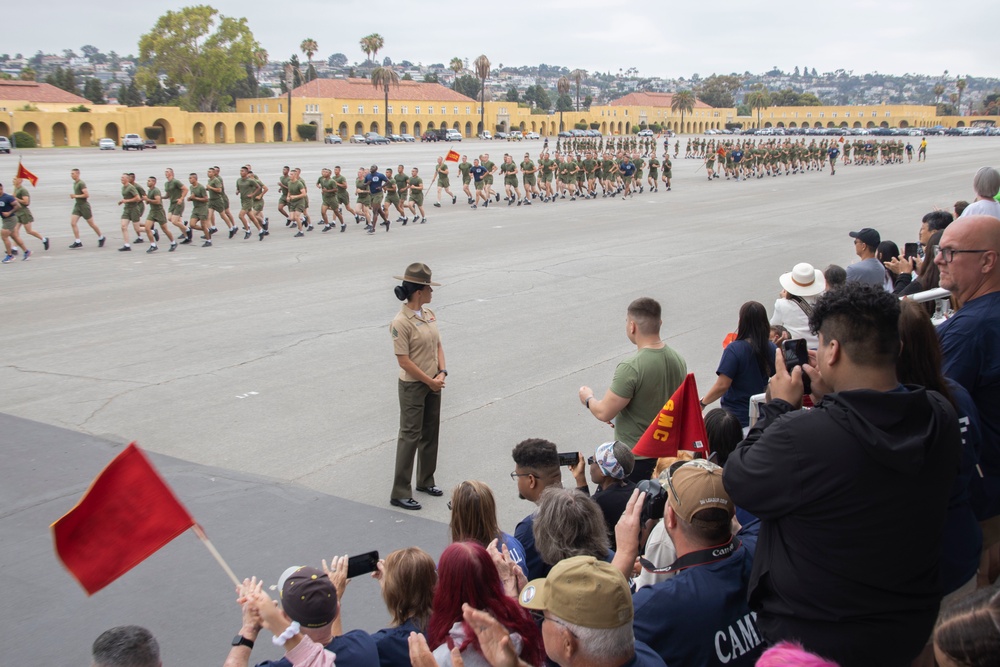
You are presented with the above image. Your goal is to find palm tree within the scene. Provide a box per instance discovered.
[671,89,696,134]
[300,39,318,83]
[252,48,269,82]
[746,88,771,130]
[933,83,945,105]
[557,76,570,131]
[359,34,383,65]
[449,57,463,76]
[359,36,373,64]
[474,54,491,135]
[956,76,967,115]
[371,66,400,137]
[569,69,586,111]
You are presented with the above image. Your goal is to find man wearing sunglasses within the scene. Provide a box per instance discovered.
[937,214,1000,588]
[723,282,962,667]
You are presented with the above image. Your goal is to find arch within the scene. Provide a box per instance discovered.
[192,122,207,144]
[440,118,448,132]
[354,121,364,135]
[776,122,785,128]
[957,120,966,127]
[427,121,435,130]
[519,121,525,131]
[214,121,227,144]
[788,122,797,128]
[625,121,631,134]
[273,122,284,141]
[764,122,772,128]
[827,122,835,128]
[254,122,265,142]
[866,121,876,128]
[840,121,848,128]
[0,121,8,136]
[501,120,509,132]
[152,118,172,144]
[78,123,94,147]
[853,121,862,128]
[399,121,408,135]
[370,121,379,133]
[880,121,889,128]
[898,120,909,128]
[530,121,536,132]
[233,122,246,143]
[454,121,461,131]
[22,121,40,144]
[601,121,607,134]
[465,121,472,137]
[386,121,394,135]
[477,120,483,134]
[51,122,68,146]
[104,122,120,143]
[414,122,422,136]
[617,121,623,135]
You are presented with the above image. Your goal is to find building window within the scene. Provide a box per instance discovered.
[454,106,458,114]
[416,106,421,114]
[427,106,433,114]
[402,106,408,114]
[885,112,891,117]
[819,112,825,118]
[278,103,283,113]
[466,106,471,114]
[831,112,837,118]
[264,104,269,113]
[373,105,379,114]
[358,105,364,114]
[388,105,393,114]
[845,112,850,118]
[624,109,629,116]
[806,112,812,118]
[342,105,348,113]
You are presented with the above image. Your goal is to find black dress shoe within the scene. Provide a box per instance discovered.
[416,486,444,497]
[390,497,422,510]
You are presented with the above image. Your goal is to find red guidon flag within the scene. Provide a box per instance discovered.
[632,374,710,459]
[445,149,460,162]
[16,161,38,187]
[52,442,195,595]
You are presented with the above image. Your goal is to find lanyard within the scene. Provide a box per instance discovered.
[638,536,741,575]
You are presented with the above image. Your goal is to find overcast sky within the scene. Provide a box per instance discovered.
[8,0,996,81]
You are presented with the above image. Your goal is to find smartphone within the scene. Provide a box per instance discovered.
[346,550,379,578]
[904,242,919,260]
[781,338,811,395]
[557,452,580,467]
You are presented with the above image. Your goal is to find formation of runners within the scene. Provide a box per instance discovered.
[0,134,927,261]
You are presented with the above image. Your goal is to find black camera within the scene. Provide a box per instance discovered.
[637,479,667,524]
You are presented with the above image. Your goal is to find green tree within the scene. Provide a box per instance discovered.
[956,76,967,115]
[137,5,260,112]
[20,66,36,81]
[557,75,570,130]
[671,89,696,133]
[452,74,480,100]
[117,80,143,106]
[474,54,491,135]
[695,74,741,108]
[583,94,592,109]
[522,84,551,110]
[746,87,771,129]
[422,72,438,83]
[449,57,463,76]
[569,68,586,111]
[371,66,399,137]
[300,38,317,82]
[505,85,519,102]
[83,77,106,104]
[327,53,347,67]
[360,33,383,64]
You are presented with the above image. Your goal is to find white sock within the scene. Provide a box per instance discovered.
[75,239,82,243]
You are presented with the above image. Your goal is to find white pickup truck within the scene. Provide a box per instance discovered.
[122,133,144,150]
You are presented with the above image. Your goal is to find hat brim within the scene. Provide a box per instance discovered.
[518,578,550,611]
[779,270,826,297]
[393,275,441,286]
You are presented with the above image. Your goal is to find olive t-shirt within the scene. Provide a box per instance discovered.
[609,346,687,452]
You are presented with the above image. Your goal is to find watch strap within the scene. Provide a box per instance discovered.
[232,634,255,649]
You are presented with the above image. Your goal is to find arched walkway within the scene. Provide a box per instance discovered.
[386,122,394,135]
[354,121,364,135]
[880,121,889,128]
[414,122,422,136]
[0,121,8,136]
[777,122,785,128]
[23,122,40,144]
[464,121,472,137]
[370,121,379,133]
[214,122,227,144]
[104,122,120,143]
[789,122,798,128]
[427,121,435,130]
[899,120,909,128]
[52,122,68,146]
[398,121,407,135]
[193,122,207,144]
[273,122,284,141]
[152,118,172,144]
[867,121,876,128]
[234,122,247,143]
[254,122,265,142]
[853,121,862,128]
[827,122,835,128]
[454,121,461,131]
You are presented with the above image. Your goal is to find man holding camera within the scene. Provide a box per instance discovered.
[723,283,961,667]
[612,461,761,667]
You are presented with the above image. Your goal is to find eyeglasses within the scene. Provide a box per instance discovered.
[510,470,536,481]
[587,456,595,465]
[530,611,577,636]
[939,247,991,263]
[665,460,687,509]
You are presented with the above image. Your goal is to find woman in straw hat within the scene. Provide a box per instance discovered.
[389,263,447,511]
[769,262,826,348]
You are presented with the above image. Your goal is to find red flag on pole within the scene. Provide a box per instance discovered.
[16,161,39,187]
[631,374,711,459]
[445,149,460,162]
[51,442,195,595]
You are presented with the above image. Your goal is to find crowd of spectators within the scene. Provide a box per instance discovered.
[92,169,1000,667]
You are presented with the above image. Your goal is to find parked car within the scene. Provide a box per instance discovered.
[324,134,343,144]
[143,139,158,149]
[558,131,572,138]
[907,129,925,136]
[349,134,367,143]
[421,129,447,142]
[389,134,404,142]
[365,132,390,145]
[637,129,654,137]
[525,131,540,140]
[506,131,523,141]
[495,132,509,140]
[0,136,11,153]
[400,134,415,142]
[99,138,116,150]
[445,129,463,141]
[478,131,492,140]
[122,133,144,150]
[585,129,602,137]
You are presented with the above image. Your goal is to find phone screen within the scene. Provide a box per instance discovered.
[781,339,811,395]
[557,452,580,467]
[904,243,919,260]
[346,550,379,578]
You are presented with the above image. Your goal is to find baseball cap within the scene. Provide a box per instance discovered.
[277,566,338,628]
[666,459,733,523]
[519,556,633,628]
[849,228,880,249]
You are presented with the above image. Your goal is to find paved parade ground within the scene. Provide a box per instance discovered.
[1,136,997,663]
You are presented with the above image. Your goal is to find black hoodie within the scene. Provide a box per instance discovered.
[723,386,960,666]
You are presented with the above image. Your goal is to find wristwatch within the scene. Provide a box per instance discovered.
[231,634,255,649]
[438,369,448,377]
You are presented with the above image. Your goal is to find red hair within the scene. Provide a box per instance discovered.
[427,542,544,666]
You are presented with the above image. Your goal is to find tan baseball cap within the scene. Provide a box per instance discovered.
[667,459,733,523]
[518,556,633,628]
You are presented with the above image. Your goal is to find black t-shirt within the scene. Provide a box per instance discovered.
[470,165,487,182]
[593,480,637,549]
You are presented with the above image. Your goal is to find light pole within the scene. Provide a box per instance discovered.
[330,113,334,141]
[9,112,14,149]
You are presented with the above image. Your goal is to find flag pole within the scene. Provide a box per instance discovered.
[192,524,241,588]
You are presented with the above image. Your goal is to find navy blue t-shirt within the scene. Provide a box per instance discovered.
[633,525,763,667]
[514,512,551,581]
[365,173,387,193]
[620,162,636,177]
[372,618,420,667]
[939,291,1000,518]
[255,628,379,667]
[626,641,668,667]
[717,340,777,427]
[828,147,840,159]
[732,150,744,163]
[0,192,16,219]
[470,165,487,182]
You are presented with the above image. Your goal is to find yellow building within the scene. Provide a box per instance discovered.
[740,104,941,130]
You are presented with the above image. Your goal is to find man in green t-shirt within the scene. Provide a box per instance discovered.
[393,164,411,224]
[481,154,498,202]
[433,157,456,208]
[500,154,521,206]
[519,153,537,204]
[318,168,344,232]
[11,176,47,251]
[458,156,473,204]
[186,172,212,246]
[333,166,358,230]
[403,167,426,223]
[162,167,191,242]
[141,175,175,252]
[286,168,308,236]
[206,166,237,238]
[68,168,106,249]
[277,166,291,226]
[116,172,142,251]
[126,173,147,243]
[235,165,265,240]
[577,297,687,483]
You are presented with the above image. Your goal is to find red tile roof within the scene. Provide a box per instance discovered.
[0,80,91,104]
[609,92,714,109]
[291,77,477,103]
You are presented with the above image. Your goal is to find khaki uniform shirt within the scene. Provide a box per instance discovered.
[391,304,441,382]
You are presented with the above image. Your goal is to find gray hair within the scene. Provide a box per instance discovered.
[92,626,160,667]
[554,614,634,661]
[973,167,1000,199]
[533,487,610,566]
